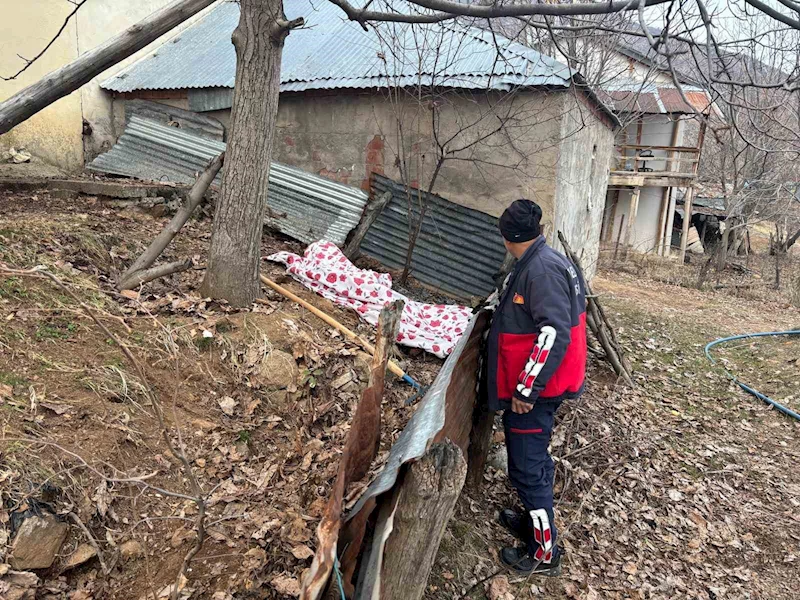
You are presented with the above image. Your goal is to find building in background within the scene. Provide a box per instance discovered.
[94,0,617,273]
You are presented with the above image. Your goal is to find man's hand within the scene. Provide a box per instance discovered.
[511,396,533,414]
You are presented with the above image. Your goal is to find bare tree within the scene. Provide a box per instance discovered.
[4,0,800,303]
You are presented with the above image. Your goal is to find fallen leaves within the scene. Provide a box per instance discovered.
[290,544,314,560]
[218,396,238,416]
[271,575,300,597]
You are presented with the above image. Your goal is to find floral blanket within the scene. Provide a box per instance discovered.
[267,241,472,358]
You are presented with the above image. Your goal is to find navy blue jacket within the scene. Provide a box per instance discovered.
[487,237,587,412]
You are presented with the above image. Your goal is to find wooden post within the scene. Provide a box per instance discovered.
[623,187,640,259]
[613,214,625,264]
[343,190,392,259]
[466,402,494,491]
[657,117,682,255]
[679,187,695,263]
[380,441,467,600]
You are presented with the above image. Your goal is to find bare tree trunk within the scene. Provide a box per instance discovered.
[0,0,217,135]
[399,159,444,285]
[380,441,466,600]
[200,0,295,306]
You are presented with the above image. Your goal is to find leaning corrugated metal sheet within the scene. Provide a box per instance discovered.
[87,117,368,246]
[358,174,507,299]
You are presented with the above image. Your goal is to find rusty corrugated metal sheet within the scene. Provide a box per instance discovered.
[598,82,711,115]
[342,310,489,598]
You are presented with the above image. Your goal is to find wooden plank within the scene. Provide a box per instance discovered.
[616,144,701,153]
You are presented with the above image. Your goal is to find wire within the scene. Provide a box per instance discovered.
[704,330,800,421]
[334,554,347,600]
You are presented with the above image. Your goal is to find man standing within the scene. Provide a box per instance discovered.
[485,199,587,576]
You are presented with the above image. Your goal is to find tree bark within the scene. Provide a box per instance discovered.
[466,402,494,491]
[0,0,217,135]
[118,259,192,290]
[200,0,292,306]
[343,190,392,259]
[380,441,466,600]
[119,152,224,288]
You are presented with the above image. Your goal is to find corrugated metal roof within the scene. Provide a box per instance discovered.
[87,116,368,246]
[102,0,574,94]
[358,174,507,299]
[598,81,711,115]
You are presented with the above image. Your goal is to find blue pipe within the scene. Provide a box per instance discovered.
[704,330,800,421]
[402,373,421,389]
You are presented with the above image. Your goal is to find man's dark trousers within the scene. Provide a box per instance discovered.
[503,399,562,557]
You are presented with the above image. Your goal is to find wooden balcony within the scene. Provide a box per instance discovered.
[608,144,700,188]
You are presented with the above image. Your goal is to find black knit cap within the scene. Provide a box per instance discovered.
[499,199,542,243]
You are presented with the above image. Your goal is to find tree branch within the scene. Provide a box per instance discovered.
[1,0,88,81]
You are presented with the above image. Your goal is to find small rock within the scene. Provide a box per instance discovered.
[0,568,39,600]
[218,396,238,416]
[119,540,145,562]
[9,513,69,570]
[488,447,508,475]
[256,350,299,389]
[62,543,97,570]
[149,202,166,218]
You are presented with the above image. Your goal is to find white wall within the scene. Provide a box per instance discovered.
[605,115,687,253]
[0,0,222,171]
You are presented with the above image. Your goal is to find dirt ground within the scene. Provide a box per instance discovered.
[1,189,799,600]
[0,189,442,599]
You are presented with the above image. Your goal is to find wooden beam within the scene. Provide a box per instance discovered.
[608,173,696,188]
[343,190,392,259]
[615,144,701,153]
[679,187,695,263]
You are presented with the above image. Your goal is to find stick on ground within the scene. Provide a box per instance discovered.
[118,152,224,290]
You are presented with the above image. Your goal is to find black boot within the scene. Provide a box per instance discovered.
[498,508,529,540]
[500,546,562,577]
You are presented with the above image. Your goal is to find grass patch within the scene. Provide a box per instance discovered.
[35,320,78,341]
[0,370,27,387]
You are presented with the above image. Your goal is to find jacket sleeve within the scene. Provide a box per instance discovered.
[514,272,573,403]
